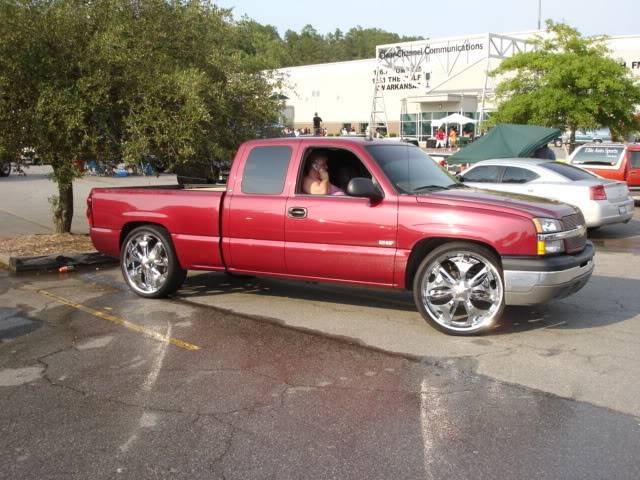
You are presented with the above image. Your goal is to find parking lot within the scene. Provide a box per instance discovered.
[1,170,640,478]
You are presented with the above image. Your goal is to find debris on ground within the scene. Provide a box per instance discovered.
[0,234,94,257]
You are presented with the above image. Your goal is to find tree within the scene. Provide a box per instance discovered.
[0,0,283,233]
[490,20,640,152]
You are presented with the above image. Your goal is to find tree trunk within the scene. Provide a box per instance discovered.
[568,127,577,155]
[53,182,74,233]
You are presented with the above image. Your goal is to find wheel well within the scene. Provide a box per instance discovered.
[404,237,501,290]
[119,222,168,248]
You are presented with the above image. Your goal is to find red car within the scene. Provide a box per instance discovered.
[568,143,640,197]
[88,138,594,335]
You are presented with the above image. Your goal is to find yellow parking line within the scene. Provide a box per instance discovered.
[24,285,201,351]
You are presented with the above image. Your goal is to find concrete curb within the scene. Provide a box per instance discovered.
[2,251,117,273]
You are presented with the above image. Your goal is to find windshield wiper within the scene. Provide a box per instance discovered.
[412,184,448,193]
[447,183,467,189]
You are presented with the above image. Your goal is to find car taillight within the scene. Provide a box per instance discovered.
[86,194,94,227]
[590,185,607,200]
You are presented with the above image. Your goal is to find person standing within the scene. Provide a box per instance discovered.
[313,112,322,136]
[435,128,446,149]
[449,127,458,149]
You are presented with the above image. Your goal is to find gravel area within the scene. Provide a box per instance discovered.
[0,234,94,257]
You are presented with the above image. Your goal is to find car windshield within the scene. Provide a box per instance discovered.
[542,162,597,181]
[365,144,459,194]
[570,146,623,166]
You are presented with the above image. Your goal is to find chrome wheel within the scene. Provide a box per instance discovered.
[419,251,503,333]
[123,233,169,295]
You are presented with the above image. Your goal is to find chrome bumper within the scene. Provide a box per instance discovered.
[502,243,595,305]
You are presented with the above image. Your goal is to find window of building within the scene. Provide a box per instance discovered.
[501,166,539,184]
[241,146,292,195]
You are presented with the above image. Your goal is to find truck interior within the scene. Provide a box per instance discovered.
[297,147,373,194]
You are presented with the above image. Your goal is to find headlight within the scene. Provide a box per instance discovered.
[532,218,562,233]
[532,218,565,255]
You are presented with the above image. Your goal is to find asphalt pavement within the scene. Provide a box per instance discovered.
[1,270,639,479]
[2,163,640,478]
[0,166,176,235]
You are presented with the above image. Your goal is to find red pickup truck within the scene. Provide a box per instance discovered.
[88,138,594,335]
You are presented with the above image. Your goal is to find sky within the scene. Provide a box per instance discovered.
[214,0,639,38]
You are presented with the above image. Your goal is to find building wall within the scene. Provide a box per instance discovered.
[275,31,640,135]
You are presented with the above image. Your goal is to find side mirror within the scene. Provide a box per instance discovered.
[456,174,464,182]
[347,177,383,203]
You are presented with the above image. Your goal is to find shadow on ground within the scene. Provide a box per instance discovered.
[178,272,639,335]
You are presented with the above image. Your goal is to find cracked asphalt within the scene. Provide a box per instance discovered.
[2,264,640,479]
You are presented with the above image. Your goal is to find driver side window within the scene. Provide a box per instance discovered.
[297,147,373,196]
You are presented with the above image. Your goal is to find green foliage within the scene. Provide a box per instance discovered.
[490,20,640,143]
[282,25,422,66]
[0,0,285,231]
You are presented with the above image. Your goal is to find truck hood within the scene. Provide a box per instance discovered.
[416,187,577,219]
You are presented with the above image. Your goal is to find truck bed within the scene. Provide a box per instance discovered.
[89,185,226,271]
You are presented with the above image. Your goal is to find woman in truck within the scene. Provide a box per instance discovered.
[301,152,345,195]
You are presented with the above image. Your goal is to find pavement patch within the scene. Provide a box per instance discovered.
[22,285,201,352]
[0,365,44,386]
[76,335,114,351]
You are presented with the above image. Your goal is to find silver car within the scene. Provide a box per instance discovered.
[459,158,635,228]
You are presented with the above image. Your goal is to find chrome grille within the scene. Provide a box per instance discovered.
[562,212,586,253]
[561,212,584,230]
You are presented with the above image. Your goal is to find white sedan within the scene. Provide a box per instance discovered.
[459,158,635,228]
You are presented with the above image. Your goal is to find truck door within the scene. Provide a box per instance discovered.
[627,149,640,189]
[225,144,294,274]
[284,145,398,286]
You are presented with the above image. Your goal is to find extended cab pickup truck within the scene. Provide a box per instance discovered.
[88,138,595,335]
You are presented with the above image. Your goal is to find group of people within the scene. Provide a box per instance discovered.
[282,126,313,137]
[434,126,474,149]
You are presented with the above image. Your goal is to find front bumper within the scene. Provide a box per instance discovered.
[502,242,595,305]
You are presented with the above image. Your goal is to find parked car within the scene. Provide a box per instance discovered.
[0,161,10,177]
[88,138,594,336]
[560,128,612,145]
[568,143,640,197]
[459,158,634,228]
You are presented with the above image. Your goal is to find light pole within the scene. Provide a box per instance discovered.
[537,0,542,30]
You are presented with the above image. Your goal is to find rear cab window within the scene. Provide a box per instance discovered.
[241,146,292,195]
[629,150,640,169]
[542,162,596,181]
[570,146,624,167]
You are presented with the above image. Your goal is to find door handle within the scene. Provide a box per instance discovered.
[287,207,308,219]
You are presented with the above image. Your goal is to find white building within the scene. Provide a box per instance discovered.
[275,30,640,141]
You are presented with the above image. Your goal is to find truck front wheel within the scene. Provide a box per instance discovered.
[413,242,504,335]
[121,225,187,298]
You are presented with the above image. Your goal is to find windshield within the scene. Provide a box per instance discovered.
[365,144,459,194]
[570,146,623,166]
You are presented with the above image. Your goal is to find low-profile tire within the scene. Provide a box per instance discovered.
[413,242,505,336]
[0,162,10,177]
[120,225,187,298]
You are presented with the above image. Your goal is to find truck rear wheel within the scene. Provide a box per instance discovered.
[121,225,187,298]
[413,242,504,335]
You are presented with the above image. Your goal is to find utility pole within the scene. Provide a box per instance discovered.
[537,0,542,30]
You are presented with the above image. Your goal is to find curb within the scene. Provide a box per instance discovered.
[2,251,118,274]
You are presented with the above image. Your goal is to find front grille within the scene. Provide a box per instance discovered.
[562,212,586,253]
[561,212,584,230]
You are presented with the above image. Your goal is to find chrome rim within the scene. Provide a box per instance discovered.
[123,233,169,294]
[420,251,503,332]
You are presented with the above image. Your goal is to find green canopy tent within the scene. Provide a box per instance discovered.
[447,123,562,165]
